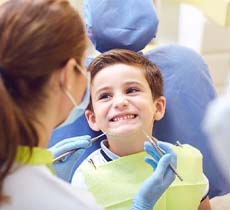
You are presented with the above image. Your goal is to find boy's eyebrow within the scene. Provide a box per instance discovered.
[124,81,146,89]
[94,80,145,95]
[125,81,143,86]
[94,86,111,96]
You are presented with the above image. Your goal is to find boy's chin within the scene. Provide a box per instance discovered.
[106,124,142,137]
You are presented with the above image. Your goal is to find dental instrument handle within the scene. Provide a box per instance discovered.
[149,138,183,182]
[89,132,106,143]
[53,150,75,163]
[52,132,106,163]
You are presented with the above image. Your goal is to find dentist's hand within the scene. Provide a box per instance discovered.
[131,141,177,210]
[49,135,92,182]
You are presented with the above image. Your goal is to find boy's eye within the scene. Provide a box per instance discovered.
[98,93,111,100]
[126,87,140,94]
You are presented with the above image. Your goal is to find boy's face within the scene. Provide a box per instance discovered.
[86,64,165,137]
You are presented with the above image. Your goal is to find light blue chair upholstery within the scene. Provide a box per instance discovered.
[49,0,229,198]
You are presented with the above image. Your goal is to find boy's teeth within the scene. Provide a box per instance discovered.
[113,114,135,121]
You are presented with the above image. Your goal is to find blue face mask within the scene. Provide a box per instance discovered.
[57,71,90,128]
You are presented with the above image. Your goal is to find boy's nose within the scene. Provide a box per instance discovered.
[113,95,128,109]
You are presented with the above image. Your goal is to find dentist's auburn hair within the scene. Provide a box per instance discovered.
[87,49,164,110]
[0,0,86,203]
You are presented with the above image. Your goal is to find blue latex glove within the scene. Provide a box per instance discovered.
[131,141,176,210]
[49,135,91,182]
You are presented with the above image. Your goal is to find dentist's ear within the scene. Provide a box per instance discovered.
[85,110,100,131]
[59,58,78,89]
[154,96,166,121]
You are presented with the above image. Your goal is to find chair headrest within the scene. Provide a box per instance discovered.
[83,0,158,52]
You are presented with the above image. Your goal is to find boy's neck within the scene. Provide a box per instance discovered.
[106,131,148,156]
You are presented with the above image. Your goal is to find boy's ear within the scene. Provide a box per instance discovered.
[154,96,166,121]
[85,110,100,131]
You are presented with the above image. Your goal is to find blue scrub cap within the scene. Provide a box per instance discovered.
[83,0,159,52]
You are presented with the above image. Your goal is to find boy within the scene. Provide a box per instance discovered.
[71,49,211,210]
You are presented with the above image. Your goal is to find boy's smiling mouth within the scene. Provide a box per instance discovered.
[110,114,137,122]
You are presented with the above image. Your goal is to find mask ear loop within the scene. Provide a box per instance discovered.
[71,62,90,107]
[60,61,88,107]
[60,70,77,106]
[75,62,87,77]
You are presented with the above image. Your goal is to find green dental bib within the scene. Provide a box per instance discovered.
[16,146,54,172]
[82,144,207,210]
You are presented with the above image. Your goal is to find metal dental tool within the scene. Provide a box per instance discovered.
[53,132,107,163]
[142,129,183,181]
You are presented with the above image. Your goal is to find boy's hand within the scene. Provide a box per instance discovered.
[131,141,176,210]
[49,135,92,182]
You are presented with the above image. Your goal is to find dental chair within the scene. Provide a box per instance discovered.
[49,0,229,198]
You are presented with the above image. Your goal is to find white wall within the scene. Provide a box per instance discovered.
[156,0,230,95]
